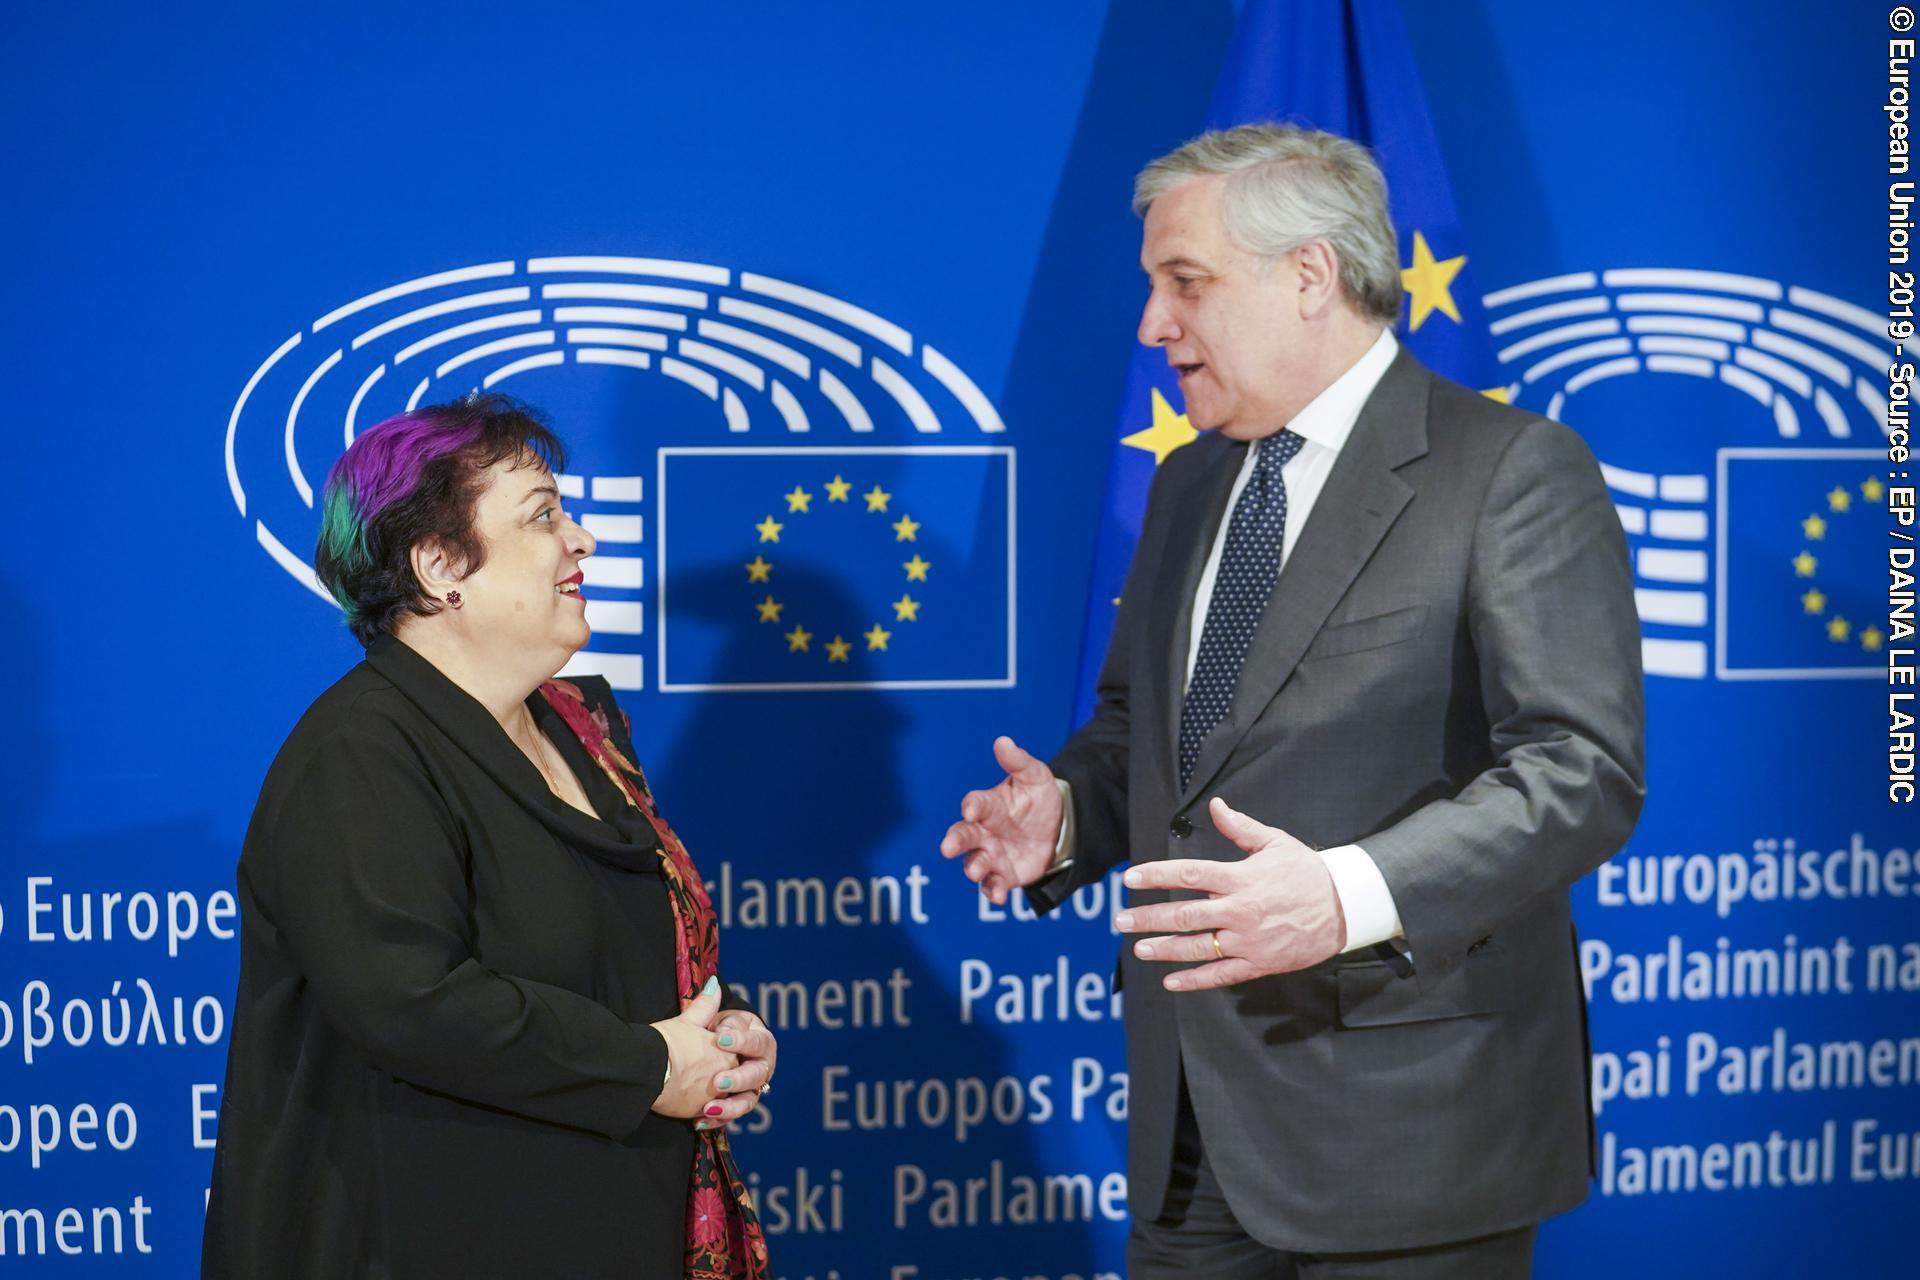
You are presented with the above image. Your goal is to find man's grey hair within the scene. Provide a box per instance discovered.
[1134,123,1404,325]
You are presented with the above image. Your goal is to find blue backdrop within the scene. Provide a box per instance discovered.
[0,3,1908,1277]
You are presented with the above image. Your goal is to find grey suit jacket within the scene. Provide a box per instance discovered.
[1032,349,1645,1252]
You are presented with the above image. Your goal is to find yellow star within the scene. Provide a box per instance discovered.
[744,555,772,583]
[825,635,852,663]
[1863,475,1887,503]
[1801,587,1827,614]
[864,485,891,513]
[784,624,812,652]
[1121,387,1198,465]
[1863,625,1887,652]
[825,474,853,502]
[1480,385,1513,404]
[784,485,813,513]
[864,623,892,651]
[892,514,921,542]
[755,514,784,543]
[892,594,921,622]
[754,594,783,623]
[1802,513,1827,540]
[1400,230,1466,332]
[1793,550,1818,577]
[1827,616,1851,643]
[903,554,931,582]
[1827,486,1852,513]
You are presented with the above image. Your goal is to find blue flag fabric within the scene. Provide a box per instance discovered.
[1071,0,1499,717]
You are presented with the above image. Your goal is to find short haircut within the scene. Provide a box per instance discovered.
[315,394,567,645]
[1133,123,1404,325]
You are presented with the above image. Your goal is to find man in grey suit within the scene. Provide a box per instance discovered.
[940,125,1644,1277]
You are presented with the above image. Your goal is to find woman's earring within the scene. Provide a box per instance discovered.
[445,590,462,607]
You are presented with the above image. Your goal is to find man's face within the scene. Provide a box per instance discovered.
[1137,174,1307,440]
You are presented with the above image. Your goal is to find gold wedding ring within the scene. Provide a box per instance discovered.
[758,1082,772,1095]
[1210,930,1225,961]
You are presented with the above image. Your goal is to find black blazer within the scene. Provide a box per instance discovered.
[205,637,731,1278]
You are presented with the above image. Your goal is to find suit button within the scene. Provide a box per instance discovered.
[1170,815,1192,838]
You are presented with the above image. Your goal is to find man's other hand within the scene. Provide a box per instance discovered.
[938,736,1063,905]
[1115,797,1346,989]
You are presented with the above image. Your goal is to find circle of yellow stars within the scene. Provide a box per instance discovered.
[1794,475,1886,652]
[744,473,930,663]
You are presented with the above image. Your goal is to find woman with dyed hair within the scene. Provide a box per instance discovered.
[204,395,773,1279]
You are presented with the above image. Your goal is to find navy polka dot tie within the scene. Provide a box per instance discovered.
[1179,431,1305,790]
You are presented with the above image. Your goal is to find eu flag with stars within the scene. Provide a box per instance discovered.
[1072,0,1499,717]
[1717,449,1886,679]
[657,447,1014,690]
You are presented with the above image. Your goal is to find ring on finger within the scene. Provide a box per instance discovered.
[758,1082,772,1095]
[1210,930,1225,961]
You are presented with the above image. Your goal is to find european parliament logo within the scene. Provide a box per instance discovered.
[221,255,1013,693]
[1483,267,1886,682]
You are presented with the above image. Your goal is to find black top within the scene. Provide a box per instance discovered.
[204,637,727,1278]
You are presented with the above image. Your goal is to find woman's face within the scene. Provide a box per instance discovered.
[455,454,597,671]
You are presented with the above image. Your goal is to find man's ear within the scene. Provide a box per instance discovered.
[411,538,464,600]
[1293,240,1343,315]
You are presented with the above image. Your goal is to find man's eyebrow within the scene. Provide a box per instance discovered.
[1148,255,1213,273]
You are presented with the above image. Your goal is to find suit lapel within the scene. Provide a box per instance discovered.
[1146,435,1247,783]
[1179,350,1433,806]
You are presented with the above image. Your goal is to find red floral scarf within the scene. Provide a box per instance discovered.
[539,679,771,1280]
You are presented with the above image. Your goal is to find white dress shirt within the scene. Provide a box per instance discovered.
[1055,327,1406,954]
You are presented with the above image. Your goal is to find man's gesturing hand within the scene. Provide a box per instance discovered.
[1115,797,1348,990]
[938,736,1063,905]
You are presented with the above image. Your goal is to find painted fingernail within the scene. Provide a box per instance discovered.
[703,976,719,995]
[1115,912,1135,930]
[694,1120,711,1131]
[718,1034,735,1048]
[1136,940,1156,959]
[718,1076,733,1090]
[706,1104,724,1116]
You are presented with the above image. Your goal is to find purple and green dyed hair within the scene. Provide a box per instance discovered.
[314,394,566,645]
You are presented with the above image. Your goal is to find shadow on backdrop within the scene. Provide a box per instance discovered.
[1398,0,1561,274]
[639,559,1000,1265]
[984,0,1235,1268]
[1000,0,1237,739]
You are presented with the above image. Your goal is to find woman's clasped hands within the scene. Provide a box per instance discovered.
[651,977,778,1131]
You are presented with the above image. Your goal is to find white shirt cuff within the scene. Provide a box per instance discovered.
[1317,842,1404,953]
[1049,777,1076,873]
